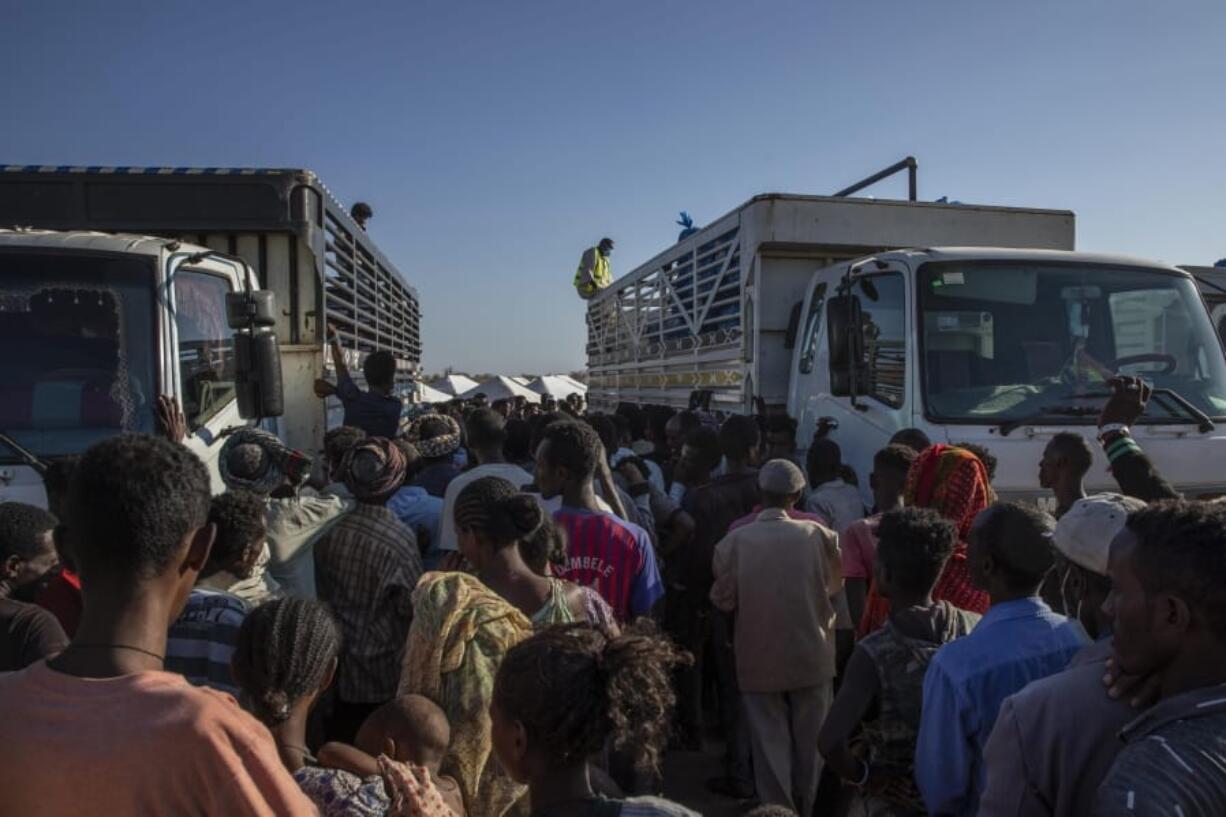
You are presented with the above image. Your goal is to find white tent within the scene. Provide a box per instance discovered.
[460,376,542,403]
[509,376,531,386]
[554,374,588,393]
[527,375,586,399]
[414,382,453,404]
[431,374,480,396]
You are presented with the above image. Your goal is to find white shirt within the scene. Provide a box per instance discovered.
[265,491,352,598]
[805,480,867,534]
[437,462,535,552]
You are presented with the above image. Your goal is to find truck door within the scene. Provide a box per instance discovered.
[793,265,912,499]
[171,267,244,492]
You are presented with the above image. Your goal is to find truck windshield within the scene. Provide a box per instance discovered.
[0,250,157,461]
[918,261,1226,425]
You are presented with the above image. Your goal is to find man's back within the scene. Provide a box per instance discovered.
[916,597,1089,817]
[0,661,315,816]
[711,510,841,692]
[315,504,422,702]
[554,506,663,621]
[1095,684,1226,816]
[806,480,866,534]
[979,638,1132,817]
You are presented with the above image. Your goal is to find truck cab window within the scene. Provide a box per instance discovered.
[798,283,828,374]
[174,270,236,429]
[855,274,906,408]
[0,251,156,460]
[919,263,1226,423]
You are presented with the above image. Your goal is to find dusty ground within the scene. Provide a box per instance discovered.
[661,742,745,817]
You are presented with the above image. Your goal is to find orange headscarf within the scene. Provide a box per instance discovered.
[858,444,995,637]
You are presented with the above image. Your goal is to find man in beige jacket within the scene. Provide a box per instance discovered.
[711,459,843,816]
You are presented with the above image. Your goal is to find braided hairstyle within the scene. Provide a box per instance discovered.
[454,476,544,547]
[231,598,341,726]
[493,623,689,772]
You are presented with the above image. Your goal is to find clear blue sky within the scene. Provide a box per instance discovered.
[4,0,1223,374]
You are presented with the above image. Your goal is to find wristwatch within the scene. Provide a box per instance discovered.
[1098,423,1129,440]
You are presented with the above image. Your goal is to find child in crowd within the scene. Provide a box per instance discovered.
[819,507,980,816]
[490,623,698,816]
[165,490,272,695]
[318,695,466,816]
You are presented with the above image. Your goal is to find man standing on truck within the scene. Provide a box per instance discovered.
[314,323,404,439]
[574,238,614,299]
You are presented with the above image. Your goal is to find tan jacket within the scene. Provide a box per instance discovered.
[710,508,842,692]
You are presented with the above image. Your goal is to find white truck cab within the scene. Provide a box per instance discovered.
[789,247,1226,504]
[0,229,266,503]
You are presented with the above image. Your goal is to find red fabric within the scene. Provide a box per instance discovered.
[35,569,83,638]
[858,445,994,637]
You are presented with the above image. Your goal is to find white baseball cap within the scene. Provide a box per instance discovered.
[1052,493,1147,576]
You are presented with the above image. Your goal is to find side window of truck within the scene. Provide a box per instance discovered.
[799,283,828,374]
[857,273,907,408]
[173,270,237,429]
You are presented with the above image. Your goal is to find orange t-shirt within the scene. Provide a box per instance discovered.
[0,661,318,816]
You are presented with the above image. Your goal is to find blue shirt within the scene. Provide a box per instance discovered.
[336,372,403,439]
[165,588,249,696]
[915,597,1089,817]
[387,486,445,569]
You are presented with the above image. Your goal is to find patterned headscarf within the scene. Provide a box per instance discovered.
[341,437,408,503]
[219,428,312,495]
[405,413,462,459]
[859,444,995,636]
[905,444,996,548]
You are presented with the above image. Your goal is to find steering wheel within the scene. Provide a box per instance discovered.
[1112,353,1177,375]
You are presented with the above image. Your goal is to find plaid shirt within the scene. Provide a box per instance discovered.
[315,504,422,702]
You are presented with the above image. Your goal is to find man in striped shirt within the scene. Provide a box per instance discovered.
[1094,501,1226,816]
[535,420,663,622]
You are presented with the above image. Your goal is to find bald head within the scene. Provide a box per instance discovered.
[356,694,451,768]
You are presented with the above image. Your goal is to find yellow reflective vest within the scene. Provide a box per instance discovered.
[574,247,611,298]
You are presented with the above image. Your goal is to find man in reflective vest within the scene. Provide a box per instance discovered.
[574,237,614,299]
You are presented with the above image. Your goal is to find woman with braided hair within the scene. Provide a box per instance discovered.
[490,623,698,817]
[455,476,614,629]
[230,597,392,816]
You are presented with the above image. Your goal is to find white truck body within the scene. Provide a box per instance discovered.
[588,195,1226,505]
[0,166,422,506]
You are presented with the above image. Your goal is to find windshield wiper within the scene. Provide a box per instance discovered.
[999,405,1101,437]
[1149,388,1216,434]
[998,388,1216,437]
[0,432,48,473]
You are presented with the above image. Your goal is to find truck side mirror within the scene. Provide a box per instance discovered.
[227,290,285,419]
[827,294,864,396]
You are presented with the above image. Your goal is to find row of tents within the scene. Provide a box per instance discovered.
[414,374,587,405]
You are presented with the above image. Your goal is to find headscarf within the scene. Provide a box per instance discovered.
[405,413,462,459]
[399,572,534,817]
[859,444,995,636]
[340,437,407,503]
[219,428,312,495]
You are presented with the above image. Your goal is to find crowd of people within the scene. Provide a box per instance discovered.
[1,372,1226,817]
